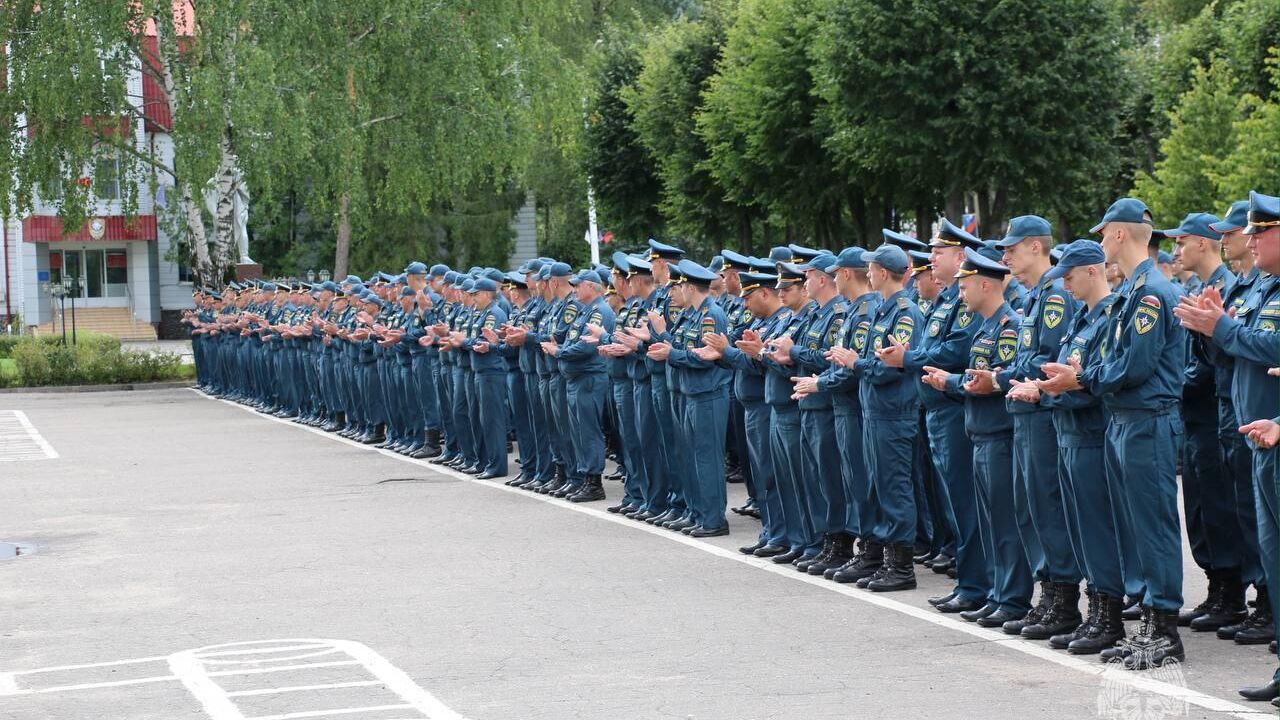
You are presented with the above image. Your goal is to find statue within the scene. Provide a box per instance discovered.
[203,162,253,265]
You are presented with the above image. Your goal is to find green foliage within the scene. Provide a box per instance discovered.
[627,7,757,258]
[1214,50,1280,203]
[699,0,848,248]
[584,30,665,245]
[10,337,185,387]
[0,332,119,360]
[1133,58,1239,225]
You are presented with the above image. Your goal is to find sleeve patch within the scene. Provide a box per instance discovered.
[1138,295,1161,310]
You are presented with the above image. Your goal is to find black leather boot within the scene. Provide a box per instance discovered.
[808,534,854,576]
[1051,588,1097,649]
[1123,608,1184,669]
[868,543,917,592]
[797,535,836,573]
[538,464,568,495]
[1100,604,1152,663]
[831,541,884,583]
[568,475,606,503]
[1179,568,1222,626]
[1004,581,1053,636]
[1070,593,1126,655]
[1022,582,1083,640]
[1191,568,1248,631]
[1238,679,1280,702]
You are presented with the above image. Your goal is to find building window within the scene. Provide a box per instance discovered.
[177,262,194,284]
[94,153,121,200]
[41,176,62,203]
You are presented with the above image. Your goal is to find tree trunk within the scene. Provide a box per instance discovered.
[916,203,932,240]
[945,188,964,224]
[736,211,753,256]
[152,10,212,286]
[210,143,237,280]
[334,192,352,279]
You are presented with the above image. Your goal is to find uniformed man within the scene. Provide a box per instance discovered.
[989,216,1083,640]
[880,221,990,612]
[1043,197,1188,670]
[1176,191,1280,698]
[1165,213,1250,632]
[1031,240,1129,655]
[922,247,1030,628]
[770,253,850,572]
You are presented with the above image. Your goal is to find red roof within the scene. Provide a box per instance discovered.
[139,36,171,132]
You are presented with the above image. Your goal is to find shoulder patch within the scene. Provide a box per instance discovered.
[956,307,974,328]
[897,296,910,310]
[1134,296,1160,335]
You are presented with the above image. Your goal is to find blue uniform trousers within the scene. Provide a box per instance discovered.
[550,374,579,484]
[1182,408,1241,572]
[1105,407,1183,610]
[507,370,534,475]
[684,387,729,530]
[1248,447,1280,676]
[450,365,476,464]
[474,371,509,475]
[1057,442,1125,598]
[770,405,818,554]
[1014,411,1082,583]
[632,379,667,513]
[864,417,917,545]
[744,399,784,546]
[835,410,874,539]
[973,432,1033,614]
[669,391,691,516]
[612,380,645,507]
[927,403,990,603]
[646,375,676,513]
[1223,422,1263,587]
[799,407,843,537]
[524,372,552,481]
[566,372,607,477]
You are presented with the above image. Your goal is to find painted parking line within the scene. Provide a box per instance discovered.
[0,638,468,720]
[194,388,1275,720]
[0,410,58,461]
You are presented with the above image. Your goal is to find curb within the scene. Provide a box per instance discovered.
[0,380,194,394]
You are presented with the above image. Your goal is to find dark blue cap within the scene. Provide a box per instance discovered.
[647,238,685,260]
[627,256,653,277]
[595,268,612,286]
[708,255,725,272]
[548,262,573,278]
[788,243,824,261]
[429,263,449,277]
[611,251,632,275]
[667,263,684,284]
[262,282,278,292]
[978,240,1005,263]
[483,268,506,284]
[768,246,793,264]
[461,278,475,292]
[798,253,839,274]
[721,249,753,271]
[1044,240,1106,281]
[537,265,552,281]
[569,269,601,286]
[957,247,1010,280]
[996,215,1053,249]
[1162,212,1223,241]
[362,295,383,308]
[1210,200,1250,234]
[748,256,776,272]
[1090,197,1152,234]
[864,245,909,274]
[320,281,338,292]
[343,275,361,284]
[505,272,528,289]
[1157,251,1174,264]
[405,261,427,275]
[775,262,806,286]
[882,228,928,253]
[931,218,982,250]
[909,250,932,272]
[1244,191,1280,236]
[676,259,717,287]
[400,285,416,297]
[835,246,868,269]
[1049,242,1070,265]
[739,271,777,294]
[524,258,545,273]
[471,278,498,293]
[443,271,460,284]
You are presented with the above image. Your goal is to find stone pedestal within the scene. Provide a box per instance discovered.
[235,263,263,282]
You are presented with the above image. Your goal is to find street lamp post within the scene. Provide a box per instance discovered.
[319,269,331,283]
[61,275,79,345]
[49,282,67,346]
[306,269,316,284]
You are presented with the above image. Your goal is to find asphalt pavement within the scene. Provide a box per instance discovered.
[0,388,1274,720]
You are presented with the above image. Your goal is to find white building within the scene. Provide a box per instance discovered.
[0,32,193,340]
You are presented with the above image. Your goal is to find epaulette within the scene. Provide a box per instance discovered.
[897,296,910,309]
[1134,273,1147,290]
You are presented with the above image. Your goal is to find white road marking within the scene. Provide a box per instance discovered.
[225,681,384,698]
[245,705,413,720]
[1,639,468,720]
[0,410,58,461]
[195,388,1276,720]
[2,410,57,460]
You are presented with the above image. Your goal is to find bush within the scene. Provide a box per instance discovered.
[10,337,187,387]
[0,331,119,359]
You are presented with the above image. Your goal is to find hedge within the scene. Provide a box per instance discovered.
[0,332,120,359]
[2,336,189,387]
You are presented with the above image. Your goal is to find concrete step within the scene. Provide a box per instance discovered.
[34,307,157,342]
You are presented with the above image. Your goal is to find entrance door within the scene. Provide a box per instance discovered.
[48,248,129,308]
